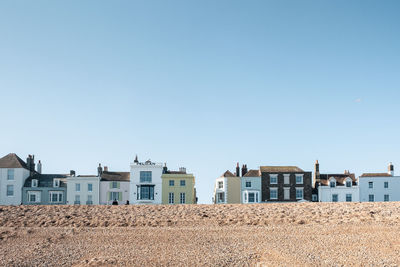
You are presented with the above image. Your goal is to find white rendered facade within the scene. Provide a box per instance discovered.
[0,167,30,205]
[130,159,163,204]
[241,176,261,204]
[100,181,130,205]
[359,168,400,202]
[214,177,228,204]
[66,176,100,205]
[318,177,359,202]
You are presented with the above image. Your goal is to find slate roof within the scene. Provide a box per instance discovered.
[243,170,261,177]
[24,174,68,188]
[101,171,130,182]
[0,153,29,170]
[260,166,304,173]
[319,173,357,186]
[221,170,236,177]
[360,173,392,178]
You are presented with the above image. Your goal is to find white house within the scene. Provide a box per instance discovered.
[129,156,163,204]
[241,169,261,204]
[99,166,130,205]
[315,161,359,202]
[359,163,400,202]
[66,171,100,205]
[0,153,34,205]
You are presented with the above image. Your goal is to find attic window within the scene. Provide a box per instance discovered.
[32,179,38,187]
[53,179,60,188]
[330,180,336,188]
[346,180,352,188]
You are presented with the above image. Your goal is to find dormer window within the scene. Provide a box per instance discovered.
[346,180,352,188]
[32,179,38,187]
[330,179,336,188]
[53,179,60,188]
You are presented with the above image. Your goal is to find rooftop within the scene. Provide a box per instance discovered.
[260,166,304,173]
[24,174,68,188]
[243,170,261,177]
[101,171,130,182]
[360,173,392,178]
[0,153,29,170]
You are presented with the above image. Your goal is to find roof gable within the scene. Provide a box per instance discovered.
[101,171,130,181]
[243,170,260,177]
[0,153,29,169]
[221,170,236,177]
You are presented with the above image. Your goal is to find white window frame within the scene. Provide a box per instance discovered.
[109,191,120,201]
[218,181,223,189]
[346,180,352,188]
[168,192,174,204]
[270,188,278,200]
[295,175,303,184]
[88,183,93,192]
[49,191,63,203]
[28,191,41,203]
[7,169,14,180]
[295,188,303,200]
[111,181,118,189]
[330,179,336,188]
[180,180,186,186]
[368,194,374,202]
[217,192,225,203]
[180,192,186,204]
[32,179,38,187]
[169,180,174,187]
[270,175,278,185]
[6,185,14,196]
[245,181,251,188]
[312,194,318,202]
[53,179,60,188]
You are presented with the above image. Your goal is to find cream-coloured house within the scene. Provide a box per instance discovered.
[161,167,196,204]
[213,169,241,204]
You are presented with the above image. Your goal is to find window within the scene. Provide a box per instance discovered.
[28,191,40,203]
[74,195,80,204]
[180,193,186,204]
[346,194,352,202]
[284,174,290,184]
[312,194,318,202]
[296,175,303,184]
[137,185,154,200]
[180,180,186,186]
[270,175,278,184]
[284,188,290,200]
[88,183,93,192]
[217,192,224,203]
[75,183,80,192]
[369,182,373,188]
[53,179,60,188]
[330,181,336,188]
[6,185,14,196]
[332,194,338,202]
[7,169,14,180]
[296,188,303,199]
[245,181,251,188]
[384,182,389,189]
[109,191,120,201]
[248,192,255,203]
[49,191,63,203]
[87,195,93,205]
[384,194,389,202]
[218,181,223,189]
[270,188,278,199]
[169,192,174,204]
[32,179,38,187]
[140,171,152,183]
[111,181,118,189]
[346,181,352,188]
[369,194,374,202]
[169,180,174,186]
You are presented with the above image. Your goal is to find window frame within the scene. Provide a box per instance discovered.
[180,192,186,204]
[332,194,338,202]
[384,181,389,189]
[295,188,303,199]
[88,183,93,192]
[368,182,373,189]
[168,192,174,204]
[140,171,152,183]
[295,175,303,184]
[368,194,374,202]
[7,169,14,180]
[270,188,278,200]
[6,185,14,196]
[384,194,389,202]
[346,194,352,202]
[169,180,174,186]
[245,181,251,188]
[180,180,186,186]
[270,175,278,185]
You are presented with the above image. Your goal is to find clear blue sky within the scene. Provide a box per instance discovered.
[1,1,399,203]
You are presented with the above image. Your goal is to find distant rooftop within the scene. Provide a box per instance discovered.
[0,153,29,170]
[260,166,304,173]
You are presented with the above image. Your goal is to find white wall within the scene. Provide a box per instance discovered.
[66,176,100,205]
[100,181,130,205]
[360,176,400,202]
[241,177,261,203]
[319,186,359,202]
[0,168,30,205]
[129,162,163,204]
[213,177,227,204]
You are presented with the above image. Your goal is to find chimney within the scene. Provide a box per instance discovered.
[134,155,139,164]
[37,160,42,174]
[241,164,248,177]
[236,163,240,177]
[314,160,320,187]
[97,163,103,177]
[179,167,187,174]
[70,170,76,176]
[163,163,168,174]
[388,162,394,176]
[104,166,108,172]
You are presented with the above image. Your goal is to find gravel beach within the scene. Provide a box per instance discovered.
[0,203,399,266]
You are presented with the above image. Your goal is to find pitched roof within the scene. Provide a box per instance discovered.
[101,171,130,181]
[319,173,356,186]
[260,166,304,173]
[360,173,392,178]
[24,174,68,188]
[243,169,261,177]
[221,170,236,177]
[0,153,29,170]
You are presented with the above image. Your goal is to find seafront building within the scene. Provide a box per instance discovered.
[241,167,262,204]
[66,172,100,205]
[314,160,359,202]
[213,164,241,204]
[22,173,67,205]
[161,166,197,204]
[129,156,163,204]
[359,163,400,202]
[260,166,312,202]
[99,165,130,205]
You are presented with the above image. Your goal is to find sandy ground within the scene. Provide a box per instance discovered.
[0,203,399,266]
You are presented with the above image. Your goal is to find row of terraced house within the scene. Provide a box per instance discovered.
[213,161,400,203]
[0,153,197,205]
